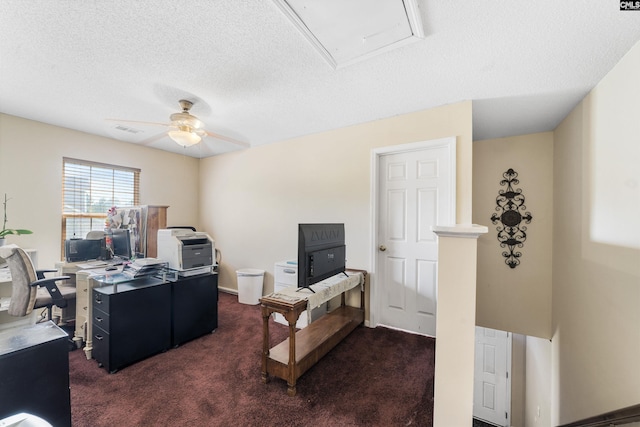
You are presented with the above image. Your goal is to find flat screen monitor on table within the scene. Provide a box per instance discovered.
[65,238,105,262]
[297,223,346,293]
[110,228,132,261]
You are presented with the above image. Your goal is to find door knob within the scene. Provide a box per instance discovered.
[379,245,387,252]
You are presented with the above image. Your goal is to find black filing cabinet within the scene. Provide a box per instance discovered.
[93,277,172,373]
[171,273,218,346]
[0,322,71,427]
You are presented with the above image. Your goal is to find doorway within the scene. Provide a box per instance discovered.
[473,326,513,426]
[370,137,456,335]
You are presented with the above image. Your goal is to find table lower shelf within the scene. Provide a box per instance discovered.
[265,305,364,392]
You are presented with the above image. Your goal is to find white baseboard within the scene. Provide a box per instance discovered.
[219,286,238,295]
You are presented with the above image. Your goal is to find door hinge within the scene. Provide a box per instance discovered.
[505,411,508,419]
[506,371,509,379]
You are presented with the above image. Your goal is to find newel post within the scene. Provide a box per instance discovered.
[432,225,488,427]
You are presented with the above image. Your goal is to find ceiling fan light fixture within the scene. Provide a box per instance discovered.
[168,128,201,147]
[109,98,248,151]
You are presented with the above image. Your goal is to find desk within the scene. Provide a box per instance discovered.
[260,270,365,396]
[55,261,126,358]
[0,321,71,427]
[91,272,218,373]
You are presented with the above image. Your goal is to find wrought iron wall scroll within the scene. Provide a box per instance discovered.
[489,168,533,269]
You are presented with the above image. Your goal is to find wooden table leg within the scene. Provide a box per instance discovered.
[285,309,299,396]
[260,305,271,384]
[287,383,297,396]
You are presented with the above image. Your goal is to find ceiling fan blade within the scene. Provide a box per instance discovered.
[204,130,250,148]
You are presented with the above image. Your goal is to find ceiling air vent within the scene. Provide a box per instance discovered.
[273,0,424,69]
[114,125,143,134]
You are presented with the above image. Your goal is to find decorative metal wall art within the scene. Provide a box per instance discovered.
[490,168,533,269]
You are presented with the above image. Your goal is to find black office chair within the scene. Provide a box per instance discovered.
[34,269,75,322]
[0,244,74,323]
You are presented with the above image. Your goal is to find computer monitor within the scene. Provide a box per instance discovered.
[110,228,132,260]
[65,238,105,262]
[297,223,346,292]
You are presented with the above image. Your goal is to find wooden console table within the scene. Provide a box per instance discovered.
[260,269,366,396]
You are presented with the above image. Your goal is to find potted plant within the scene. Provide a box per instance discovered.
[0,193,33,246]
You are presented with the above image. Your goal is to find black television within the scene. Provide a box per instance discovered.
[110,228,132,261]
[297,223,346,292]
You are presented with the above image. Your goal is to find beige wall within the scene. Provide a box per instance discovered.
[551,42,640,424]
[472,132,554,426]
[0,114,200,268]
[525,335,552,426]
[199,101,473,299]
[473,133,554,339]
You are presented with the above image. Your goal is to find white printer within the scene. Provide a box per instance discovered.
[157,229,216,273]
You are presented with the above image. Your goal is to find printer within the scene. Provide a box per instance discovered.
[157,229,216,272]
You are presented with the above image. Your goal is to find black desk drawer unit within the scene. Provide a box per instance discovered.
[171,273,218,346]
[92,277,171,373]
[92,273,218,372]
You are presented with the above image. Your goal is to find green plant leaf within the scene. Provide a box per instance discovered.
[0,229,33,237]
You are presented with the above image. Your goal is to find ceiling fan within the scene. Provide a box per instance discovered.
[108,99,249,148]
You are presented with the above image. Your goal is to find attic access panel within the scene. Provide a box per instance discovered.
[274,0,424,68]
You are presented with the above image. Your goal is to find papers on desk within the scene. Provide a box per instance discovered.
[90,259,168,284]
[124,259,167,278]
[77,258,163,271]
[131,258,164,267]
[75,261,109,269]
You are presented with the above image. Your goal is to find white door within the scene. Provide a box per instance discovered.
[473,327,511,426]
[375,138,455,336]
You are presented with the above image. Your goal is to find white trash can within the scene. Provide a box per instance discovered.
[236,268,265,305]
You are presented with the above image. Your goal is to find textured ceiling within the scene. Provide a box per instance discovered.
[1,1,639,158]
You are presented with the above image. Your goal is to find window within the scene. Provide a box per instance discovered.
[62,158,140,242]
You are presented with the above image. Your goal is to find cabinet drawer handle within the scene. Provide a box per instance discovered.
[95,334,103,341]
[95,316,103,323]
[95,298,102,304]
[283,269,296,274]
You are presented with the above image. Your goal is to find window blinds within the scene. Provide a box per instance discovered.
[62,158,140,240]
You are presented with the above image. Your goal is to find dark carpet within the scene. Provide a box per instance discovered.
[69,292,436,426]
